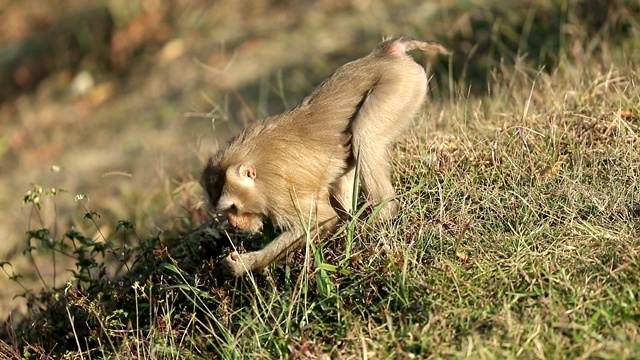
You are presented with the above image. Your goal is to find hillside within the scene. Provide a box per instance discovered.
[1,0,638,358]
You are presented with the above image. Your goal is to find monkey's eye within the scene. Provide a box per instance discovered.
[227,204,238,213]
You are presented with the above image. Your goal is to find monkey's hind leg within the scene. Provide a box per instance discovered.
[350,43,429,220]
[353,149,399,220]
[330,164,356,219]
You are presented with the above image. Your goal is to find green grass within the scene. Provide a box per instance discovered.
[2,0,639,358]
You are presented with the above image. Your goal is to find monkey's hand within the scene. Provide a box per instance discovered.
[219,251,250,278]
[218,232,306,278]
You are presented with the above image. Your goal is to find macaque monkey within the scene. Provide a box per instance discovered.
[201,36,451,277]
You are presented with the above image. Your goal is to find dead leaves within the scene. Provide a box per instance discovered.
[574,107,639,145]
[537,154,568,180]
[620,107,638,122]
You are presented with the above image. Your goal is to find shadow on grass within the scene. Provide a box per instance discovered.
[0,217,235,358]
[431,0,638,96]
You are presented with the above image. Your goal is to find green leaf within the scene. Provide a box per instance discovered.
[115,220,135,232]
[84,210,100,220]
[318,263,353,276]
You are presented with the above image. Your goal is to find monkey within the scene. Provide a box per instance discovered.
[201,36,451,278]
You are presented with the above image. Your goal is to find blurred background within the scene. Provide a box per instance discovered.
[0,0,636,317]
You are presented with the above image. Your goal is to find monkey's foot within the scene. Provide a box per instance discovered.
[369,200,400,222]
[219,251,249,278]
[380,200,400,219]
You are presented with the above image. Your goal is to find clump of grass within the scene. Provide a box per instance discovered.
[0,178,236,359]
[389,49,639,358]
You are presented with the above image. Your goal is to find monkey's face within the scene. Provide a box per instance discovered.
[202,160,265,233]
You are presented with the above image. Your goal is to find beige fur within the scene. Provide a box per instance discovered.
[201,36,451,277]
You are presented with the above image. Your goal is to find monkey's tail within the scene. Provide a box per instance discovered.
[378,36,452,56]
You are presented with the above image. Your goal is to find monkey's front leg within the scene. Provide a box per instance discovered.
[220,230,306,278]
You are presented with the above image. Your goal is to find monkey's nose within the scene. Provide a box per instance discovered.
[227,215,238,229]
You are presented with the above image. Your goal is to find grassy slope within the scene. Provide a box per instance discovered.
[393,49,640,358]
[202,35,639,359]
[105,18,638,360]
[2,1,639,359]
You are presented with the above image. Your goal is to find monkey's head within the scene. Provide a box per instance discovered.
[201,158,266,233]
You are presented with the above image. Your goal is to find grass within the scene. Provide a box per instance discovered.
[2,0,639,358]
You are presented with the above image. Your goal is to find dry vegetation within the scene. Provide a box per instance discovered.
[1,0,639,358]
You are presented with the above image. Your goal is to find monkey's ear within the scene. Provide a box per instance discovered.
[238,163,257,181]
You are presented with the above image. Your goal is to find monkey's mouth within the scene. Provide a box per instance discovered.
[230,222,264,234]
[226,212,264,234]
